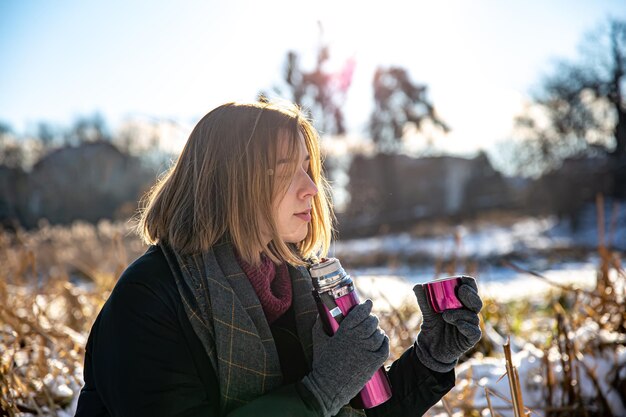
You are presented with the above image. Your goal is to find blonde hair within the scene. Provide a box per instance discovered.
[137,101,334,265]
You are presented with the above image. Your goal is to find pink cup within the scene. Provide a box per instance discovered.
[423,275,474,313]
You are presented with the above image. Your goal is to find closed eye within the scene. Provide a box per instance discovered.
[277,154,310,165]
[302,155,311,172]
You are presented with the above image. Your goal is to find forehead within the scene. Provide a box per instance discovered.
[277,129,308,159]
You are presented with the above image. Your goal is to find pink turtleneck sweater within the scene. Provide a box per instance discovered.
[235,253,293,324]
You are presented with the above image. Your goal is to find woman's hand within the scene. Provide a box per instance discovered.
[412,277,482,373]
[302,300,389,417]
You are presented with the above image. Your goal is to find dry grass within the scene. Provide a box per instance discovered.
[430,196,626,417]
[0,220,144,416]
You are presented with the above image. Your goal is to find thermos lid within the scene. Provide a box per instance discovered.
[308,258,342,278]
[309,258,350,291]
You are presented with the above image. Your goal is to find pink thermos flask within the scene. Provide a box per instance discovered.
[308,258,392,409]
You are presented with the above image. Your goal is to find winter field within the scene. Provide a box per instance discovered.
[0,204,624,416]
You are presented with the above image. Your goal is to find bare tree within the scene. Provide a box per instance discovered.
[0,123,24,169]
[512,18,625,195]
[36,122,58,149]
[369,66,449,153]
[63,113,111,145]
[260,25,355,136]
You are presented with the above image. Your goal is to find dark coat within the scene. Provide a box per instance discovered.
[75,246,455,416]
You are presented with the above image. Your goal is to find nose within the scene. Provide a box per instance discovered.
[298,171,318,200]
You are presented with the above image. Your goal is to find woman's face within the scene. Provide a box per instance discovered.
[272,131,318,244]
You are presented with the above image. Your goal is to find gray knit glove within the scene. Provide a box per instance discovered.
[413,277,482,372]
[302,300,389,417]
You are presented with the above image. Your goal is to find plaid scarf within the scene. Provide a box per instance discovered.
[160,241,364,416]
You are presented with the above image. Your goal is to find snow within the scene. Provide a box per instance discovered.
[352,260,626,414]
[351,260,603,311]
[331,219,540,261]
[448,329,626,416]
[337,208,624,308]
[349,255,626,412]
[332,205,626,266]
[353,274,416,311]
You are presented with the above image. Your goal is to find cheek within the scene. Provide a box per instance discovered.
[273,176,302,231]
[280,181,297,208]
[273,195,292,228]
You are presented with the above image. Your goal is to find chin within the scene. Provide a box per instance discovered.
[283,236,306,244]
[282,230,308,244]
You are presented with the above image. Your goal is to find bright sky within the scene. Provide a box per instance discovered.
[2,0,626,156]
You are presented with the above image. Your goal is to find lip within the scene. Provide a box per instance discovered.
[294,209,312,222]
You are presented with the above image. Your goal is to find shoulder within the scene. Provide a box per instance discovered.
[116,245,176,296]
[104,245,180,318]
[119,245,171,285]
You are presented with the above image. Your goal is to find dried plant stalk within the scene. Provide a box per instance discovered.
[485,387,499,417]
[503,338,525,417]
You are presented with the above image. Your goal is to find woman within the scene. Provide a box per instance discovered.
[75,101,482,417]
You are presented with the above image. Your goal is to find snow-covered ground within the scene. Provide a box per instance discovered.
[332,216,561,262]
[332,203,626,266]
[449,324,626,417]
[353,259,603,311]
[332,206,624,308]
[350,257,625,416]
[350,260,626,416]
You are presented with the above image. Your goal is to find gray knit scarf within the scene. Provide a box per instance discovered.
[160,241,363,417]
